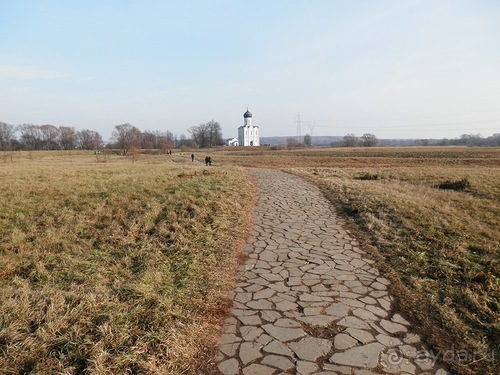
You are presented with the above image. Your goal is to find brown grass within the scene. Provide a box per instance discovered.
[0,151,255,374]
[213,146,500,375]
[1,147,498,375]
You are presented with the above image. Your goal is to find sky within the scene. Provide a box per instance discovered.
[1,0,499,141]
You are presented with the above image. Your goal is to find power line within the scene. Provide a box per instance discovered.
[295,112,303,143]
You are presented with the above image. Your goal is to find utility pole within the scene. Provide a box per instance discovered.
[296,112,303,143]
[307,121,316,137]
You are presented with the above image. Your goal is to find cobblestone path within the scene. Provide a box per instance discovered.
[215,169,448,375]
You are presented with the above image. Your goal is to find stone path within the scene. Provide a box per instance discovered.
[214,170,449,375]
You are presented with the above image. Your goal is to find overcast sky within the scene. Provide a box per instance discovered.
[1,0,499,141]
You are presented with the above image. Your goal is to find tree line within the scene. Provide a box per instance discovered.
[0,120,225,152]
[283,133,379,149]
[335,133,500,147]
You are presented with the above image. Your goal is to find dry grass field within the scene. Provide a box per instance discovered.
[1,147,498,375]
[0,151,255,374]
[215,146,499,375]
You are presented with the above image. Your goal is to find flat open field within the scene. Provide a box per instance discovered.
[1,147,498,375]
[215,146,499,375]
[0,151,255,374]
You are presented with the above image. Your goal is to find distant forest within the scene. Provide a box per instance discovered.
[261,133,500,147]
[1,121,499,152]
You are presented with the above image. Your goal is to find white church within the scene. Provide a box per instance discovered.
[238,108,260,146]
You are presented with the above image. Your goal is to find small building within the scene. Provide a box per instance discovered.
[238,108,260,146]
[226,138,239,146]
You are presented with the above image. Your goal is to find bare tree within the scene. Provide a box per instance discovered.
[59,126,77,150]
[39,125,60,150]
[141,130,158,149]
[459,133,482,146]
[189,120,223,148]
[77,129,103,150]
[361,133,378,147]
[343,133,358,147]
[0,122,16,151]
[19,124,43,150]
[188,123,209,148]
[206,120,223,147]
[112,123,142,155]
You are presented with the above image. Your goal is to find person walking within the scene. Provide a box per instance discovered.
[191,153,194,162]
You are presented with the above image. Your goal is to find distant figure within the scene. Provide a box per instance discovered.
[205,156,212,166]
[191,153,194,162]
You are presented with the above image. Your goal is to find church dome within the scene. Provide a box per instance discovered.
[243,109,252,118]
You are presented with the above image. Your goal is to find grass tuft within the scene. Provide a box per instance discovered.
[435,177,472,191]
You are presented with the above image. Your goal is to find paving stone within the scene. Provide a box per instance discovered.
[375,333,403,347]
[337,316,370,330]
[379,298,392,311]
[297,314,337,326]
[324,302,350,317]
[239,341,263,365]
[299,293,325,302]
[220,342,240,357]
[232,308,258,317]
[377,277,391,285]
[219,333,242,345]
[262,324,305,342]
[246,299,273,310]
[288,336,332,360]
[296,361,318,375]
[392,313,411,326]
[268,282,289,293]
[403,333,421,344]
[329,342,385,368]
[436,368,451,375]
[263,340,293,357]
[352,286,371,294]
[261,354,294,371]
[380,319,408,334]
[352,370,378,375]
[223,323,237,335]
[380,351,417,374]
[255,260,272,269]
[303,306,323,316]
[218,358,239,375]
[345,327,375,344]
[254,288,276,299]
[261,310,282,322]
[323,363,353,374]
[363,304,389,318]
[352,308,378,321]
[274,300,298,311]
[275,318,302,328]
[261,273,283,282]
[242,363,275,375]
[237,314,262,326]
[337,298,365,308]
[256,333,274,346]
[334,333,358,349]
[240,326,263,341]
